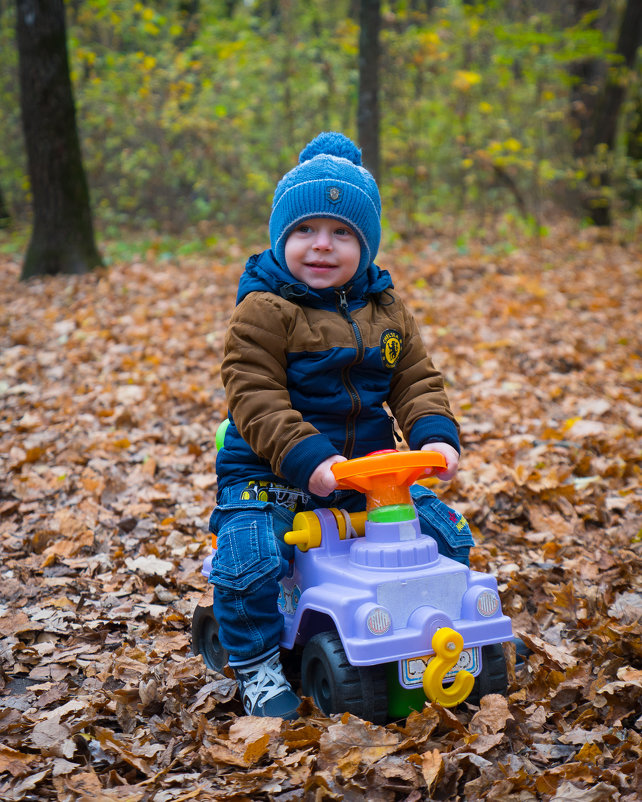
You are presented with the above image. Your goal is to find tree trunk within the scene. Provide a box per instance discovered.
[570,0,642,225]
[592,0,642,151]
[0,183,10,227]
[176,0,200,47]
[625,78,642,209]
[588,0,642,224]
[568,0,612,160]
[358,0,381,184]
[16,0,102,279]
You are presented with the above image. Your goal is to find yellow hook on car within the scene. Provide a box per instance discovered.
[423,627,475,707]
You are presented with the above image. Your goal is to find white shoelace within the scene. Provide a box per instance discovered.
[237,654,292,711]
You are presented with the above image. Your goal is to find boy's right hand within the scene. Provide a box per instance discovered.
[308,455,347,497]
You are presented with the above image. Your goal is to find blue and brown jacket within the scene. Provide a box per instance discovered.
[215,249,460,497]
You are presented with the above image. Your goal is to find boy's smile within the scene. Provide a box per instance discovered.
[284,218,361,290]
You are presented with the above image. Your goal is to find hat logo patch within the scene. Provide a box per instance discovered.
[381,330,403,369]
[327,186,342,203]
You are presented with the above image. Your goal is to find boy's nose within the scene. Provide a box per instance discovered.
[313,229,332,249]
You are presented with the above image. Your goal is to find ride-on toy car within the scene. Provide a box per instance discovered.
[192,450,513,722]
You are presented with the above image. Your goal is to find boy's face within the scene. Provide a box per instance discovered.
[284,217,361,290]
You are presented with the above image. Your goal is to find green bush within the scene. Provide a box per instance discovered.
[0,0,639,234]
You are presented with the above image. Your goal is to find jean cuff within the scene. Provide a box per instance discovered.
[228,643,280,669]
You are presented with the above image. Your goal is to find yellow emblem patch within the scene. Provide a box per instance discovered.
[381,329,403,369]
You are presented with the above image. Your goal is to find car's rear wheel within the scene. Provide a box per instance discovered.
[192,595,229,673]
[301,630,388,723]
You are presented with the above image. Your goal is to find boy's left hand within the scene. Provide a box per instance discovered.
[421,442,459,481]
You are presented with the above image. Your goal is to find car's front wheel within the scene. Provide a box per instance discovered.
[301,630,388,723]
[466,643,508,706]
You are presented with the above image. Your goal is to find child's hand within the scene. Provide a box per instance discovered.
[308,455,347,497]
[421,442,459,481]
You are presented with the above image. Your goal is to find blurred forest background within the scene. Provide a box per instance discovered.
[1,0,641,271]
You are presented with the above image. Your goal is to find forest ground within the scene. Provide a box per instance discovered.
[0,220,640,801]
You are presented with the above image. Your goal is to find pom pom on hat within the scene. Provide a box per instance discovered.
[298,132,363,166]
[270,132,381,276]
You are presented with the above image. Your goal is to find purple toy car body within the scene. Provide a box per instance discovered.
[193,450,513,722]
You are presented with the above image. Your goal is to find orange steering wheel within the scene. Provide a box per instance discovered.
[332,450,447,510]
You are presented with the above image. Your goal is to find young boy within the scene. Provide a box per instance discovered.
[209,132,473,719]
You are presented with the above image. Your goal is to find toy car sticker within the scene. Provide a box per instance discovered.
[399,646,480,689]
[377,573,468,626]
[278,582,301,616]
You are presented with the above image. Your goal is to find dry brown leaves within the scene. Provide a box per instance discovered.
[1,222,640,801]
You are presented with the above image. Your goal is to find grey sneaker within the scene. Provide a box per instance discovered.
[234,652,301,719]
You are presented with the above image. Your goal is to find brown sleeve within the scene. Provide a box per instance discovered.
[387,303,459,439]
[221,293,321,476]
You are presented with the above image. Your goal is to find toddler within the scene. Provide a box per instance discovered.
[209,132,473,719]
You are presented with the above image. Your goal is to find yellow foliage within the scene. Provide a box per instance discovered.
[218,41,245,60]
[77,48,96,67]
[418,31,442,58]
[421,31,440,46]
[452,70,482,92]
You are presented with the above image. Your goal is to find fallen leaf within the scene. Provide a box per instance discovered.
[469,694,514,735]
[0,746,39,777]
[420,748,443,792]
[124,555,174,576]
[550,781,620,801]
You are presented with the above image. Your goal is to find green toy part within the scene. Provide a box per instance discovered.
[215,418,230,451]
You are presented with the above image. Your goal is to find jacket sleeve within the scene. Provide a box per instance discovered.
[387,302,461,453]
[221,293,339,486]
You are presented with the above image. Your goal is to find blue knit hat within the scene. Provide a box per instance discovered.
[269,132,382,275]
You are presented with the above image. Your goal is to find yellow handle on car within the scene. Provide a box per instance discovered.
[284,512,322,552]
[423,627,475,707]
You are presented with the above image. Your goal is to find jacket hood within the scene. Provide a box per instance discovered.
[236,248,394,309]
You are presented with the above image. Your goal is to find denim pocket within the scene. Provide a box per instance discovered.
[410,485,474,564]
[209,499,293,593]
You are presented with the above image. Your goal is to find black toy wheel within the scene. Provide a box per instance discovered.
[301,630,388,724]
[466,643,508,706]
[192,596,229,673]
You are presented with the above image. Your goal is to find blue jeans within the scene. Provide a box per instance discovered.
[208,482,474,665]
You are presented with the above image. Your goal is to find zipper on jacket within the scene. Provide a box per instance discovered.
[389,415,402,444]
[336,288,364,458]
